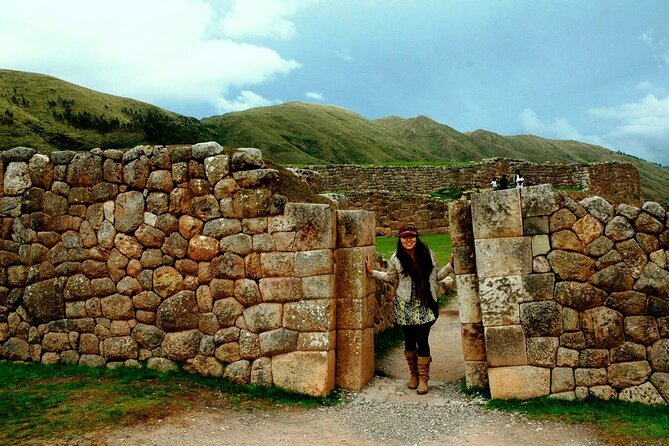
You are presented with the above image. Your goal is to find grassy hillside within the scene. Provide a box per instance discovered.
[1,69,667,201]
[202,102,437,165]
[0,69,210,151]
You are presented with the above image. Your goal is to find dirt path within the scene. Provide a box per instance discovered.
[100,300,615,446]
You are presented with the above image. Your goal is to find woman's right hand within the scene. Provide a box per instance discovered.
[365,255,373,276]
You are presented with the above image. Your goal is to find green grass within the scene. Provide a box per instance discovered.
[375,233,452,267]
[553,185,585,192]
[487,396,669,445]
[0,361,339,445]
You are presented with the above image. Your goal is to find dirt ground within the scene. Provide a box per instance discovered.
[97,300,619,446]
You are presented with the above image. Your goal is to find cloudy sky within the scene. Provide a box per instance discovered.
[1,0,668,166]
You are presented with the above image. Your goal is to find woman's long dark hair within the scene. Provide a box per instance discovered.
[396,236,434,306]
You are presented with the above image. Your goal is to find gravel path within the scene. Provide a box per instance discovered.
[102,300,618,446]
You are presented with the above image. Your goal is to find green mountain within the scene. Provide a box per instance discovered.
[0,69,210,151]
[1,69,667,201]
[201,102,436,165]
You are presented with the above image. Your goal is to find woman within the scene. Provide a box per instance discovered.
[366,222,453,394]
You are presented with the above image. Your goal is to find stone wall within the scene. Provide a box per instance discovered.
[334,191,450,236]
[450,185,669,405]
[303,158,641,202]
[0,144,377,397]
[294,158,640,237]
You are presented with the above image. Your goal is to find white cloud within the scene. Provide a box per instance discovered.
[519,108,587,141]
[214,90,281,113]
[305,91,323,100]
[519,94,669,167]
[0,0,304,117]
[639,30,669,66]
[637,81,653,92]
[218,0,321,40]
[336,48,353,61]
[589,94,669,165]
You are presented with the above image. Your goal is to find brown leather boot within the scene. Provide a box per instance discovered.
[417,356,432,395]
[404,350,419,389]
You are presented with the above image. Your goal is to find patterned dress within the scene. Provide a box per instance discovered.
[394,281,436,326]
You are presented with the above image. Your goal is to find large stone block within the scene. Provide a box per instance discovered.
[66,152,104,187]
[114,191,145,233]
[336,210,375,248]
[471,189,523,239]
[456,274,481,324]
[650,372,669,403]
[232,189,274,218]
[259,328,298,356]
[624,316,660,345]
[650,339,669,372]
[520,301,562,337]
[547,250,596,282]
[452,245,476,275]
[337,294,375,330]
[527,337,558,367]
[488,365,550,399]
[259,277,302,303]
[101,336,138,361]
[590,263,635,292]
[448,200,474,247]
[555,281,607,311]
[156,291,199,332]
[302,275,335,300]
[551,367,575,393]
[608,361,652,389]
[100,294,134,320]
[283,203,336,250]
[478,275,523,326]
[203,154,230,183]
[475,237,532,278]
[334,246,376,299]
[260,252,295,277]
[485,325,527,367]
[634,262,669,298]
[618,382,666,405]
[581,306,624,349]
[23,277,67,323]
[283,299,335,332]
[335,328,375,391]
[531,234,550,257]
[294,249,333,277]
[297,331,336,351]
[573,214,604,245]
[464,360,488,389]
[213,297,245,327]
[243,303,282,333]
[162,329,202,361]
[272,350,335,397]
[2,337,30,361]
[521,184,559,218]
[460,323,486,361]
[521,273,555,302]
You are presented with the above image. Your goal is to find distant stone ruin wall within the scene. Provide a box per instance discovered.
[586,162,642,203]
[0,144,377,397]
[449,185,669,405]
[339,191,450,236]
[303,159,641,203]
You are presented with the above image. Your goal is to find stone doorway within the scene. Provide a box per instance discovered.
[375,298,465,384]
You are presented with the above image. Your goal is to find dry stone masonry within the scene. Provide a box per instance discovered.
[450,185,669,405]
[0,144,377,397]
[304,158,641,203]
[297,158,640,237]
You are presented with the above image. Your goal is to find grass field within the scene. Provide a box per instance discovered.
[375,233,452,267]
